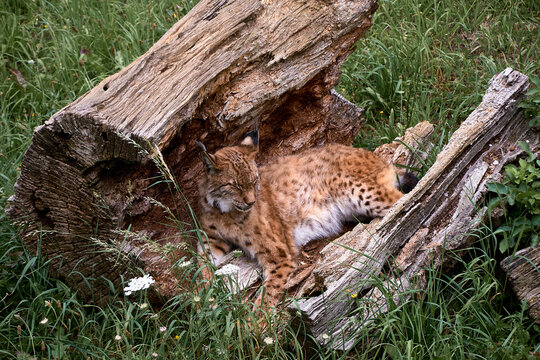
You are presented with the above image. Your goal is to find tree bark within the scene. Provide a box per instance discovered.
[210,68,538,347]
[6,0,378,301]
[501,247,540,323]
[284,68,537,349]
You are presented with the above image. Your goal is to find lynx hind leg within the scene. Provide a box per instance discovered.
[369,186,404,218]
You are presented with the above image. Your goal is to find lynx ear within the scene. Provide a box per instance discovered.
[196,141,218,173]
[240,119,259,150]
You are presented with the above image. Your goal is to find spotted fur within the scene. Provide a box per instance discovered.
[197,126,417,307]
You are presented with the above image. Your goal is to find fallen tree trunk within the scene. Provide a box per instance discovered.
[212,68,537,348]
[286,68,537,349]
[6,0,377,301]
[501,246,540,323]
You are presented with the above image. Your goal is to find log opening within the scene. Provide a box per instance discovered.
[7,0,378,301]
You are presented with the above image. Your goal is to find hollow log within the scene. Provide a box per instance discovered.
[209,68,538,347]
[6,0,378,301]
[215,120,436,295]
[284,68,537,349]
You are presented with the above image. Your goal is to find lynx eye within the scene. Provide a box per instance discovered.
[220,182,235,189]
[227,181,242,190]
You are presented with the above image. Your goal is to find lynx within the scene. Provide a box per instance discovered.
[197,123,417,307]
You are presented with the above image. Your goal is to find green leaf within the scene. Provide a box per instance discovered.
[512,227,527,240]
[486,182,508,195]
[518,141,536,162]
[488,197,502,210]
[504,165,519,182]
[532,233,539,248]
[493,225,512,235]
[499,238,509,253]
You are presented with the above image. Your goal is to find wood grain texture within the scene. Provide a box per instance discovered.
[6,0,377,301]
[501,247,540,323]
[287,68,536,349]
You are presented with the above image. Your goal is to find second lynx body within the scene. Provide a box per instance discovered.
[197,127,417,306]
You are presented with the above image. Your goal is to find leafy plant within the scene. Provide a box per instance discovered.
[487,141,540,253]
[518,74,540,128]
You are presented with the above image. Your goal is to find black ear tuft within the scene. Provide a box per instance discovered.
[195,141,207,152]
[240,119,259,148]
[196,141,217,172]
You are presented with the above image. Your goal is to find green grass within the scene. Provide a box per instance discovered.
[349,247,538,359]
[0,235,300,359]
[340,0,539,150]
[1,0,539,358]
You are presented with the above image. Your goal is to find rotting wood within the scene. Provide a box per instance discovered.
[215,120,435,296]
[501,246,540,323]
[6,0,378,302]
[285,68,536,350]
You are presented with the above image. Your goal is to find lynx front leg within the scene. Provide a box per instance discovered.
[197,236,233,283]
[255,252,295,308]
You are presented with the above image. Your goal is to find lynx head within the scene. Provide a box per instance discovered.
[197,124,260,213]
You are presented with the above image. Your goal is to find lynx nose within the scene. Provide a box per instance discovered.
[244,190,256,207]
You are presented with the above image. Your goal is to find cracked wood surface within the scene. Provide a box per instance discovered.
[501,247,540,323]
[285,68,535,349]
[6,0,378,301]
